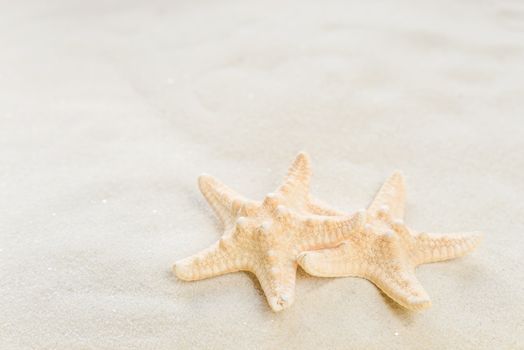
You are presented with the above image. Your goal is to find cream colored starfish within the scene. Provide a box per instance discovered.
[173,152,359,311]
[297,171,483,311]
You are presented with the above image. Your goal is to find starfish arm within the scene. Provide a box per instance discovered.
[173,239,243,281]
[412,231,483,265]
[254,261,297,312]
[299,233,432,310]
[368,171,406,221]
[198,174,259,228]
[297,241,363,277]
[275,152,311,208]
[274,152,343,215]
[369,266,431,311]
[293,211,366,249]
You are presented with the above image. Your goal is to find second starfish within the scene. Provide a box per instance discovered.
[298,171,483,310]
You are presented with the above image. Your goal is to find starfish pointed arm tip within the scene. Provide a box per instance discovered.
[405,296,432,311]
[268,293,295,312]
[369,170,407,221]
[371,268,433,311]
[197,172,214,188]
[172,259,194,281]
[290,151,311,170]
[275,152,312,203]
[173,240,242,281]
[295,150,310,158]
[255,263,298,312]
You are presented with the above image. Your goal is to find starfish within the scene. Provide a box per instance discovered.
[173,152,359,311]
[297,171,483,311]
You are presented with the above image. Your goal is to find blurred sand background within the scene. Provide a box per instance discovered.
[1,0,523,349]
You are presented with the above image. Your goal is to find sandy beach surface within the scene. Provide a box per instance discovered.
[1,0,523,349]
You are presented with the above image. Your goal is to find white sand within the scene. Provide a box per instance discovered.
[1,0,523,348]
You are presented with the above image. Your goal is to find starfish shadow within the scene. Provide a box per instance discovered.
[244,266,323,301]
[296,267,418,322]
[165,268,179,283]
[376,288,416,321]
[244,271,265,299]
[296,265,317,280]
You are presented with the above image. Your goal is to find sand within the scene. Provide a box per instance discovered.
[1,0,523,349]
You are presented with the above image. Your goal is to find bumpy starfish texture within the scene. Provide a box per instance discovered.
[297,171,483,311]
[173,152,359,311]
